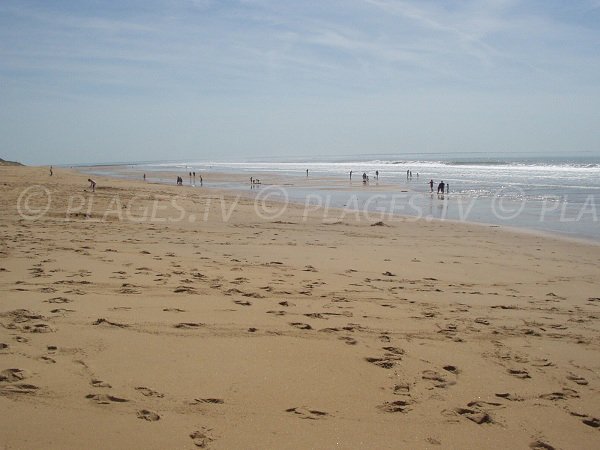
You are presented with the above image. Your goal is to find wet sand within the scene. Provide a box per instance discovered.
[1,165,599,449]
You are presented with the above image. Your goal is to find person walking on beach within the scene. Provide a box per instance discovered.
[349,170,352,180]
[193,171,196,184]
[87,179,96,192]
[437,181,445,194]
[50,166,53,176]
[407,169,410,180]
[429,179,434,192]
[143,173,146,181]
[200,175,203,187]
[306,169,309,177]
[446,183,449,194]
[376,170,379,180]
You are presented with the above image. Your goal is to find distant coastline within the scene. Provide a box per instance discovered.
[0,157,23,166]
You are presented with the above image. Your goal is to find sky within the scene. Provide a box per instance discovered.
[1,0,599,165]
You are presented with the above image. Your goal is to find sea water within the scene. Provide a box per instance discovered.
[90,153,600,241]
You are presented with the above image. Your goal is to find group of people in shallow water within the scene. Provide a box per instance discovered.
[174,171,202,186]
[430,179,449,194]
[348,170,381,183]
[347,169,448,194]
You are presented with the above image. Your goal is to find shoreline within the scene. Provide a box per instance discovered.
[74,163,600,247]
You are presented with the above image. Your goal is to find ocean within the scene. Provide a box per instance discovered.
[84,153,600,242]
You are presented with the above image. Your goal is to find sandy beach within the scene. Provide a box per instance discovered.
[1,164,599,449]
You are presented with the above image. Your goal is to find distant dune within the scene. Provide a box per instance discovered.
[0,158,23,166]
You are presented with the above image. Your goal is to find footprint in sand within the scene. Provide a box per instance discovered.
[190,428,214,448]
[377,399,412,413]
[443,365,460,375]
[285,407,329,420]
[422,370,456,388]
[529,440,556,450]
[39,287,57,293]
[393,383,411,396]
[65,289,86,295]
[193,398,224,405]
[233,300,252,306]
[119,285,141,294]
[508,368,531,379]
[581,416,600,428]
[0,384,39,395]
[338,336,357,345]
[39,356,56,364]
[495,392,524,402]
[50,308,75,315]
[163,308,186,312]
[174,286,197,294]
[566,373,588,385]
[455,406,493,425]
[289,322,312,330]
[1,309,44,322]
[21,323,54,333]
[0,368,29,382]
[365,357,396,369]
[91,379,112,388]
[174,322,204,329]
[382,346,405,357]
[86,393,129,404]
[135,386,164,398]
[304,313,327,319]
[92,318,129,328]
[137,409,160,421]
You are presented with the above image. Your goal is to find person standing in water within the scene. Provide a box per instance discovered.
[306,169,309,177]
[429,179,434,192]
[376,170,379,180]
[349,170,352,180]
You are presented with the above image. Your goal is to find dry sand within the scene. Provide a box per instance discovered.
[0,165,599,449]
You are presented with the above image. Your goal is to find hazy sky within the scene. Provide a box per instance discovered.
[1,0,599,165]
